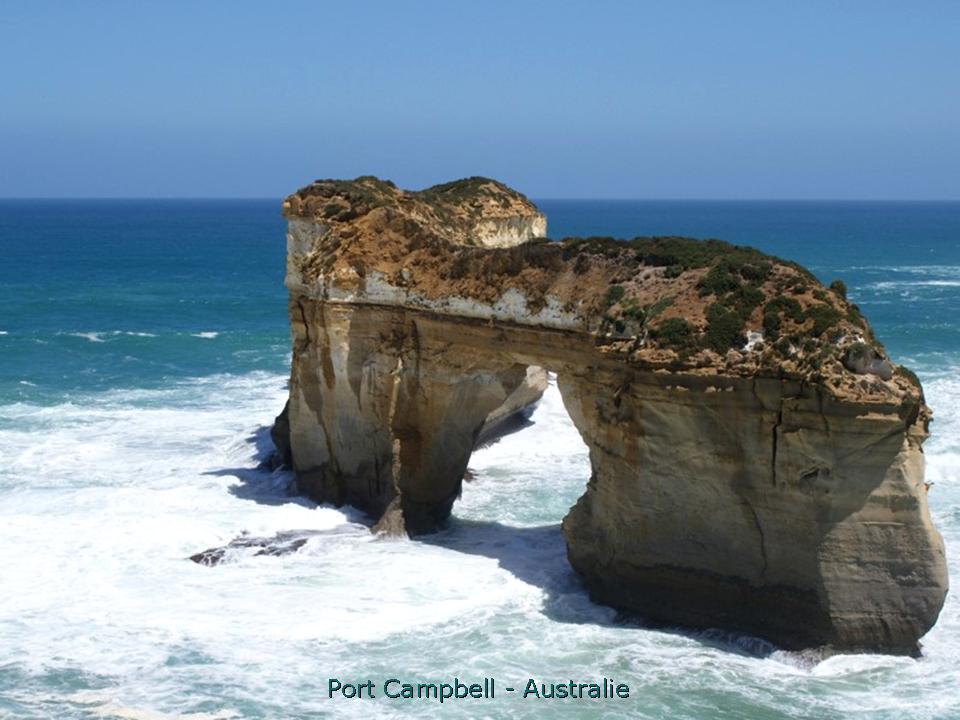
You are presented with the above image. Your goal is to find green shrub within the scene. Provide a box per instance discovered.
[622,303,645,322]
[829,279,848,299]
[556,235,815,284]
[730,284,764,319]
[698,263,741,296]
[846,302,865,327]
[806,304,842,336]
[843,341,872,364]
[652,317,694,348]
[764,296,805,323]
[626,236,777,271]
[697,254,773,298]
[763,311,781,337]
[646,296,674,319]
[573,253,591,274]
[705,303,745,352]
[740,261,772,283]
[418,176,517,210]
[605,284,626,306]
[561,236,617,260]
[664,265,684,278]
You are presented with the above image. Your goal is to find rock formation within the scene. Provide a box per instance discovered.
[476,365,548,446]
[275,175,947,655]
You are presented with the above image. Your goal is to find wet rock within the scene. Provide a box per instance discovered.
[189,530,315,566]
[269,401,293,469]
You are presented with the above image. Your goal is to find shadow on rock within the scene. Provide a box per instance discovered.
[473,406,537,451]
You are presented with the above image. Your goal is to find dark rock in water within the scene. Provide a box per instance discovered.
[190,523,369,565]
[269,401,293,469]
[190,530,314,566]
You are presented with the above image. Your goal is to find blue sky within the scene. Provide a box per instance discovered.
[1,1,957,198]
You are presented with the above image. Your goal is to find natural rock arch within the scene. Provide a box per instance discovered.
[275,176,947,655]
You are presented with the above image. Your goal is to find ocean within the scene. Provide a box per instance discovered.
[1,199,959,719]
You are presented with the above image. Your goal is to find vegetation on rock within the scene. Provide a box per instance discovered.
[283,176,913,398]
[650,317,695,348]
[829,279,848,299]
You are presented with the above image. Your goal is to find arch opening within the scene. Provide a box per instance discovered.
[282,300,946,654]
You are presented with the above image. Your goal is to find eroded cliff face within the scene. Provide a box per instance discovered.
[277,175,947,655]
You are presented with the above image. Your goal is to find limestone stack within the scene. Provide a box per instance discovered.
[274,175,947,655]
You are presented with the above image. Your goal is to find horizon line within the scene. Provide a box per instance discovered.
[2,196,959,203]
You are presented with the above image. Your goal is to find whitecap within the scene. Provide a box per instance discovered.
[67,691,239,720]
[60,330,160,343]
[864,279,960,290]
[192,331,219,339]
[67,331,107,343]
[844,265,960,276]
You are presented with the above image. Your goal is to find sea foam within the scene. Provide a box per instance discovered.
[0,370,958,718]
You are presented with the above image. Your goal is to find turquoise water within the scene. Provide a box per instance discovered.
[1,200,959,719]
[0,200,288,403]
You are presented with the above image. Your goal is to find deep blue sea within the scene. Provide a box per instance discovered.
[1,199,959,719]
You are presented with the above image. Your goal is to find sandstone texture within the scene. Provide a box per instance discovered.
[276,175,947,655]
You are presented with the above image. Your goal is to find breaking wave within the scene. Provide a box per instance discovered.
[0,368,958,718]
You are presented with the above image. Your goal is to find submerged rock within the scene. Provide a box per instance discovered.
[272,175,947,655]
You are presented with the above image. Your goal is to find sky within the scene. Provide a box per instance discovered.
[1,1,958,199]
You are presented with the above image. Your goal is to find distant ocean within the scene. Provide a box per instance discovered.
[1,199,959,719]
